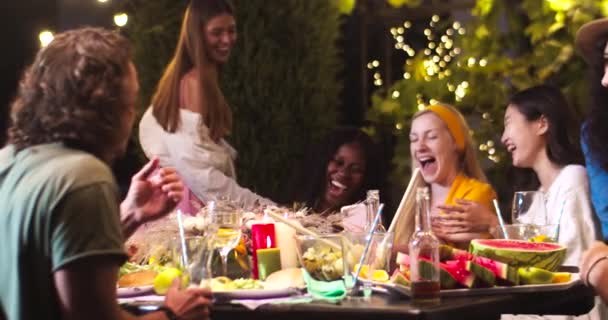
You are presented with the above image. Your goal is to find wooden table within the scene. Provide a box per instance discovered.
[122,281,596,320]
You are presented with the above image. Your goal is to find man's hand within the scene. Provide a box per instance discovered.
[120,158,184,237]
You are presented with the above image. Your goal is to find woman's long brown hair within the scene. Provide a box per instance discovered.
[151,0,233,141]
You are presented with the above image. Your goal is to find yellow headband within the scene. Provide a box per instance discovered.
[426,104,466,150]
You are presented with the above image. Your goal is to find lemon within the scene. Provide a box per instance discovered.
[551,272,571,283]
[153,268,188,295]
[529,234,548,243]
[353,264,370,279]
[371,270,390,282]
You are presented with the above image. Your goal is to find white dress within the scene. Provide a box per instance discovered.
[138,107,274,209]
[545,165,599,266]
[503,165,606,320]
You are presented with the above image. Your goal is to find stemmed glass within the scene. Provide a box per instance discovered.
[511,191,548,225]
[207,200,243,277]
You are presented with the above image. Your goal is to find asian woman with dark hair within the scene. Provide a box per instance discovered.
[501,85,599,267]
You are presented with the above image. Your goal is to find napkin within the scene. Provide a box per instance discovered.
[301,269,346,302]
[340,203,367,232]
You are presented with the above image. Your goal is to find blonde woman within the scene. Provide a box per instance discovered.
[139,0,273,208]
[407,104,498,248]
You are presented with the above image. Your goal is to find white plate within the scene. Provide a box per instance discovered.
[372,273,581,297]
[212,287,303,300]
[117,285,154,297]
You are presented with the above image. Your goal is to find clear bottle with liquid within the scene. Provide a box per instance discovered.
[408,187,440,303]
[365,190,386,232]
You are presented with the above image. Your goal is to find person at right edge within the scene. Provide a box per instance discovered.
[578,17,608,310]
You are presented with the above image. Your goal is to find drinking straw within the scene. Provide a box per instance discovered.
[176,209,189,267]
[492,199,509,240]
[554,199,567,241]
[388,169,422,237]
[353,203,385,286]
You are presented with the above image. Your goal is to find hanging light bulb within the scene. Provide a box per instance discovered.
[114,13,129,27]
[39,30,54,47]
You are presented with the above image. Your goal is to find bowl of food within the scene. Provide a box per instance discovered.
[295,234,345,281]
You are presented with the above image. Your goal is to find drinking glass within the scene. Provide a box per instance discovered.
[207,200,243,277]
[343,231,394,297]
[172,235,213,288]
[511,191,548,225]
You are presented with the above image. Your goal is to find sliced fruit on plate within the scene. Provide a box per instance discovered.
[153,268,188,295]
[390,269,410,286]
[371,270,390,282]
[551,272,572,283]
[395,252,410,266]
[469,239,566,271]
[353,263,370,279]
[471,256,519,285]
[518,267,555,285]
[418,259,459,289]
[465,260,496,287]
[442,260,483,288]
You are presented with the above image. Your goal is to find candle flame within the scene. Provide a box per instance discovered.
[266,235,272,248]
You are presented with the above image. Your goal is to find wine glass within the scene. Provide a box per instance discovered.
[511,191,548,225]
[207,200,243,277]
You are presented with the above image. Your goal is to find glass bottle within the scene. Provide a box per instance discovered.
[365,190,386,232]
[408,187,440,303]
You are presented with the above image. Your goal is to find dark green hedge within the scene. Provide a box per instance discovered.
[122,0,343,202]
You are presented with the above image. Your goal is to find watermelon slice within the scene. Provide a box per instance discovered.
[440,245,473,261]
[399,253,484,289]
[472,256,519,285]
[443,260,484,288]
[390,269,410,286]
[418,259,458,289]
[469,239,566,271]
[440,244,519,285]
[465,260,496,287]
[396,252,411,266]
[419,259,487,289]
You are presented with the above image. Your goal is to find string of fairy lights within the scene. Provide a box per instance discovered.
[38,0,128,47]
[369,14,500,163]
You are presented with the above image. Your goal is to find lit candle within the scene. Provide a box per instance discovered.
[256,236,282,280]
[251,223,276,279]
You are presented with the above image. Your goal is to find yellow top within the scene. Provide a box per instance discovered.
[445,174,496,211]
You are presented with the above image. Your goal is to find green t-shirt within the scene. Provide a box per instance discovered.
[0,143,127,320]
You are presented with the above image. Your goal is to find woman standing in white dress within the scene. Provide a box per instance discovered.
[139,0,273,208]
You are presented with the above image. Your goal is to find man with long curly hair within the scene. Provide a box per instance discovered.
[0,27,212,320]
